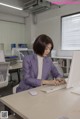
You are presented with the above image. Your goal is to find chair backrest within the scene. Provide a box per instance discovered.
[0,62,10,88]
[13,84,19,94]
[0,50,5,62]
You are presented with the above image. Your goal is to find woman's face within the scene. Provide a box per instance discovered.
[43,43,52,57]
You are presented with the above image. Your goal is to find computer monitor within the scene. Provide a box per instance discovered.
[67,51,80,88]
[41,51,80,93]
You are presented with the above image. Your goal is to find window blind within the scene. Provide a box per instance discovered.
[62,13,80,50]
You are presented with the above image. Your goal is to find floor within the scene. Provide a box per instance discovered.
[0,68,23,119]
[0,81,23,119]
[0,80,18,111]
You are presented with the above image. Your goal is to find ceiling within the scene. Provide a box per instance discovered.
[0,0,27,17]
[0,0,60,17]
[47,0,80,4]
[0,0,80,17]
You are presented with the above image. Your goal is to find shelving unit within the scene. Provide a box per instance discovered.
[52,56,72,77]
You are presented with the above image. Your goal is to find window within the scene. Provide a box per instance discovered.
[61,13,80,50]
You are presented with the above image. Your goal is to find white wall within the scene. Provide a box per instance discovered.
[35,16,60,50]
[0,13,27,55]
[0,13,24,23]
[25,5,80,57]
[25,14,36,48]
[0,21,26,54]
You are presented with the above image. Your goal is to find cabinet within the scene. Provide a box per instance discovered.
[52,56,72,77]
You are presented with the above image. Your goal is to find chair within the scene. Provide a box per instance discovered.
[13,84,19,94]
[0,50,5,62]
[0,62,10,88]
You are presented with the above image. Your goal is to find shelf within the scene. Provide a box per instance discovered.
[52,56,72,76]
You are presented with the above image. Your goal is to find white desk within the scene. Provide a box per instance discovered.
[0,86,80,119]
[9,60,22,70]
[51,56,72,60]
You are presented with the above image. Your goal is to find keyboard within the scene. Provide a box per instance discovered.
[41,84,66,93]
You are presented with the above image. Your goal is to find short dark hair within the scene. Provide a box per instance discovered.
[33,34,54,56]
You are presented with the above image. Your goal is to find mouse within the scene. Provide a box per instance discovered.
[28,90,38,96]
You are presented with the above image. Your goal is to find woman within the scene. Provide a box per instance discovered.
[16,34,65,92]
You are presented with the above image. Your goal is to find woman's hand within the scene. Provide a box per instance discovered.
[56,78,66,85]
[42,78,66,86]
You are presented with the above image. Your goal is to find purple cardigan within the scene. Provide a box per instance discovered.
[16,54,62,92]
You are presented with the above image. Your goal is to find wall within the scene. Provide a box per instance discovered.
[25,14,36,48]
[26,5,80,57]
[0,13,24,23]
[0,13,26,55]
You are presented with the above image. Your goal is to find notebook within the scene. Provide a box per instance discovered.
[41,51,80,93]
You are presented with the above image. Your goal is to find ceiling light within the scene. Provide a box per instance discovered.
[0,3,23,10]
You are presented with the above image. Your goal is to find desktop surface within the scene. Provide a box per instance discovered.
[0,86,80,119]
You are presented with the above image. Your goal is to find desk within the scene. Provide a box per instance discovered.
[0,86,80,119]
[9,61,22,83]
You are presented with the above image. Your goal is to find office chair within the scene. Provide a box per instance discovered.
[0,62,10,88]
[0,50,9,88]
[0,50,5,62]
[13,84,19,93]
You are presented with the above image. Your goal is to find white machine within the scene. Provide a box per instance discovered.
[12,48,33,60]
[67,51,80,88]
